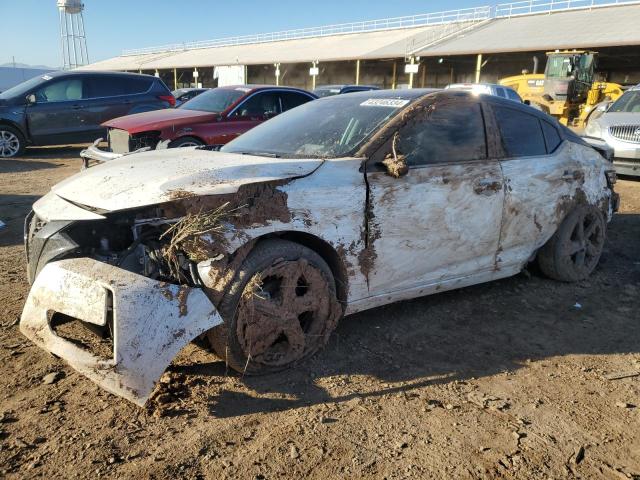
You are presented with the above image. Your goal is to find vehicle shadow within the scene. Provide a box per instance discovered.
[0,194,40,247]
[0,146,85,174]
[171,212,640,419]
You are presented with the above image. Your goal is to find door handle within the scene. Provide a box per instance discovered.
[473,178,503,195]
[71,104,83,110]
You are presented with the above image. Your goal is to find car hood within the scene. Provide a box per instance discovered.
[48,148,323,212]
[103,108,219,134]
[598,112,640,127]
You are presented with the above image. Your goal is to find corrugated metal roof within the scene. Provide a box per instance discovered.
[415,4,640,56]
[82,3,640,71]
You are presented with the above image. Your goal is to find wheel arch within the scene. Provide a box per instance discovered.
[239,230,349,309]
[168,134,206,147]
[0,120,28,140]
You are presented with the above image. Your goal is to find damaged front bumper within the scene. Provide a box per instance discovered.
[20,257,222,406]
[79,139,158,168]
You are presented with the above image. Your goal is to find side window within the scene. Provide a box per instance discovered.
[34,78,84,102]
[279,92,313,111]
[541,120,562,153]
[494,106,546,158]
[124,77,153,95]
[398,101,487,167]
[233,92,280,118]
[506,89,522,102]
[495,88,507,98]
[85,76,152,98]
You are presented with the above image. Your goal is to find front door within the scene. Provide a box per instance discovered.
[364,97,505,296]
[26,76,87,145]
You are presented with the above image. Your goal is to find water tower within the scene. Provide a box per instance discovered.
[57,0,89,69]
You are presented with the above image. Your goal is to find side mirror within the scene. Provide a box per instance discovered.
[26,94,36,105]
[263,111,278,120]
[523,99,531,105]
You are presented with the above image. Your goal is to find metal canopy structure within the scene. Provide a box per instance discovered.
[80,0,640,72]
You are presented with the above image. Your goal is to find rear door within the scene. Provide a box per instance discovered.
[82,75,155,138]
[364,96,505,295]
[278,91,314,113]
[488,102,580,269]
[26,75,88,144]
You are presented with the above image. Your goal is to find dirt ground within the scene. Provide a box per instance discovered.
[1,147,639,479]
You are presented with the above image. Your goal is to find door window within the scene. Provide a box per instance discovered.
[397,101,487,166]
[541,120,562,153]
[85,76,153,98]
[494,106,546,158]
[279,91,313,111]
[495,88,507,98]
[34,78,84,103]
[506,89,522,102]
[233,92,280,118]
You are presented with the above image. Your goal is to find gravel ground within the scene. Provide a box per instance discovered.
[1,146,639,479]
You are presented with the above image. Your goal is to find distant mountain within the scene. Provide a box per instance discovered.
[0,62,58,70]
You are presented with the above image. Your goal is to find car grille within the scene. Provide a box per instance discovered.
[609,125,640,144]
[108,128,131,154]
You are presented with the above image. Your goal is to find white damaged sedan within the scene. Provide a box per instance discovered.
[21,89,619,406]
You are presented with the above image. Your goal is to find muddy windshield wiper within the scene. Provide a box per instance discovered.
[238,151,281,158]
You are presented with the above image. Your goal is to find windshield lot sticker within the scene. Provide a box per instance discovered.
[360,99,410,108]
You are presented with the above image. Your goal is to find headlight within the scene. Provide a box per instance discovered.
[585,121,602,138]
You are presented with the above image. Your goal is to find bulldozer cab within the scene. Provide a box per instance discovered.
[543,51,596,103]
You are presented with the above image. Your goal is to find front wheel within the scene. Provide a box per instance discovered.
[207,239,343,375]
[0,125,25,158]
[537,205,606,282]
[169,136,204,148]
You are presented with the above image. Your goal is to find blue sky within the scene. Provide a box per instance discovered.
[1,0,490,67]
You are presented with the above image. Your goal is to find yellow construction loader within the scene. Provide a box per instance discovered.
[499,51,624,127]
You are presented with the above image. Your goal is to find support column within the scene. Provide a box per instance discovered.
[475,54,483,83]
[355,59,360,85]
[173,68,177,90]
[310,61,319,90]
[421,62,426,88]
[392,61,397,89]
[408,57,415,89]
[274,63,281,86]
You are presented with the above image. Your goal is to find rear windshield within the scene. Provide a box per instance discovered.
[608,90,640,113]
[180,88,245,113]
[222,94,416,158]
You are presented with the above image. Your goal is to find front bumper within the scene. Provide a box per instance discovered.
[20,257,223,406]
[612,157,640,177]
[79,138,163,169]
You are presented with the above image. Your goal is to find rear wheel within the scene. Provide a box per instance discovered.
[207,239,342,375]
[169,136,204,148]
[0,125,25,158]
[537,205,606,282]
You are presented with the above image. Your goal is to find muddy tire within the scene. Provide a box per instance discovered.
[537,205,606,282]
[0,125,26,158]
[207,239,342,375]
[169,136,204,148]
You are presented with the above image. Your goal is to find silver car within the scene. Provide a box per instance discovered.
[445,83,523,103]
[585,84,640,177]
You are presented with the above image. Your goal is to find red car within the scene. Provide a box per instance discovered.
[83,85,316,160]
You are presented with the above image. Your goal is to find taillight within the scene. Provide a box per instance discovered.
[605,169,617,187]
[158,94,176,107]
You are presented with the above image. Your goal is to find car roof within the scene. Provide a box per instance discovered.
[45,70,158,80]
[315,84,377,89]
[321,88,439,100]
[448,83,516,90]
[218,84,315,95]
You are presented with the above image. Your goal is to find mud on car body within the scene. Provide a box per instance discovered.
[21,89,618,406]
